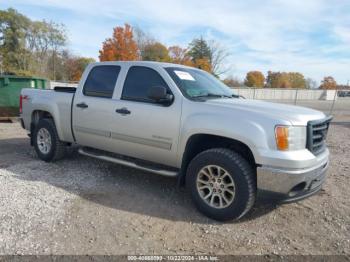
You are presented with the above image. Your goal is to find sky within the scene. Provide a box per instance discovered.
[1,0,350,84]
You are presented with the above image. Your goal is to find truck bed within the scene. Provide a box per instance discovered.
[21,88,75,143]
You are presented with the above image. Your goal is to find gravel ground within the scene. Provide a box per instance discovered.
[0,121,349,255]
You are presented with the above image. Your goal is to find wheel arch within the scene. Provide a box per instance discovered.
[30,110,58,145]
[179,133,256,185]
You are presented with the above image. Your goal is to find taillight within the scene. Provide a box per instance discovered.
[19,95,23,114]
[19,95,27,114]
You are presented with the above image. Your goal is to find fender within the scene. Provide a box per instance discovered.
[177,111,273,167]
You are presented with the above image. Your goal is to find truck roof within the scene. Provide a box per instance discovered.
[89,61,194,70]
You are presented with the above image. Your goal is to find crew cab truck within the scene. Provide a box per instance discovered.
[20,61,332,221]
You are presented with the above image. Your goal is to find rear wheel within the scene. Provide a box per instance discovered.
[186,148,256,221]
[33,119,66,162]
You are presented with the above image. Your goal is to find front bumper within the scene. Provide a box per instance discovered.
[257,157,329,202]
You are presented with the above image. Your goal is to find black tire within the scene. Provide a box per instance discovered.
[33,119,66,162]
[186,148,256,221]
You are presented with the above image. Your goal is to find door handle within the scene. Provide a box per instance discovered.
[76,102,88,109]
[116,107,131,115]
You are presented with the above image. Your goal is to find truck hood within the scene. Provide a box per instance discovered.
[205,98,326,125]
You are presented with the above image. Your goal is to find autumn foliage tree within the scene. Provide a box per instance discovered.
[319,76,337,89]
[98,27,228,75]
[168,45,192,66]
[65,56,95,81]
[244,71,265,87]
[99,24,139,61]
[223,77,242,87]
[265,71,306,88]
[193,58,212,72]
[187,37,212,73]
[141,42,170,62]
[186,37,228,75]
[266,71,291,88]
[288,72,306,89]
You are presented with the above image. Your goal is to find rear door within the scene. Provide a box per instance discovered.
[72,65,121,150]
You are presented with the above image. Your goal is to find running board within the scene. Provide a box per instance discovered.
[78,148,178,177]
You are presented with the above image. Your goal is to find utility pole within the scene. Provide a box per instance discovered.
[294,89,298,105]
[329,87,337,115]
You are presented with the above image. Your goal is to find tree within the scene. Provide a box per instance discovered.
[208,40,230,76]
[193,58,212,73]
[244,71,265,87]
[42,49,95,81]
[305,78,317,89]
[65,56,95,81]
[187,36,211,61]
[0,8,31,74]
[288,72,306,89]
[266,71,291,88]
[47,21,67,80]
[265,71,306,88]
[99,24,139,61]
[188,37,212,73]
[133,26,154,58]
[141,42,170,62]
[187,37,229,76]
[26,21,51,75]
[187,37,212,73]
[223,77,242,87]
[319,76,337,89]
[0,8,67,78]
[168,45,192,66]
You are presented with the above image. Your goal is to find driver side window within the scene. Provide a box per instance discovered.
[122,66,172,103]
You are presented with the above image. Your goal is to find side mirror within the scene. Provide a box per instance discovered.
[147,86,173,105]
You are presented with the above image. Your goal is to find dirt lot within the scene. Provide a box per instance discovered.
[0,119,349,255]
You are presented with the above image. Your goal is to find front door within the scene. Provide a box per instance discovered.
[109,65,182,167]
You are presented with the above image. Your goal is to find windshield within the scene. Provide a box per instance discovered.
[165,67,236,100]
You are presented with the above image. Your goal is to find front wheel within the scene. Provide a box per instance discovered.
[33,119,66,162]
[186,148,256,221]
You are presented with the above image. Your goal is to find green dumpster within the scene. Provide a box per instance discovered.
[0,75,48,117]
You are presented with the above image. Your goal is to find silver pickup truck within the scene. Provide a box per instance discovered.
[20,61,332,221]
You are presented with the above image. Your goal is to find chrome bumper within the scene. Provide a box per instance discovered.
[257,158,329,201]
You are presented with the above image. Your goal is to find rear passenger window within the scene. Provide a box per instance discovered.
[83,66,121,98]
[122,66,171,103]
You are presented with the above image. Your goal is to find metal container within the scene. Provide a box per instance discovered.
[0,75,47,117]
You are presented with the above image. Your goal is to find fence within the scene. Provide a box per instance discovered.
[231,88,336,101]
[231,88,349,117]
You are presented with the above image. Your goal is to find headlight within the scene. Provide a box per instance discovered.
[275,126,306,151]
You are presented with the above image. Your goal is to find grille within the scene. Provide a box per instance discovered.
[307,116,332,155]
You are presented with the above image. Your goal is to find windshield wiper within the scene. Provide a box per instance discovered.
[192,93,233,99]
